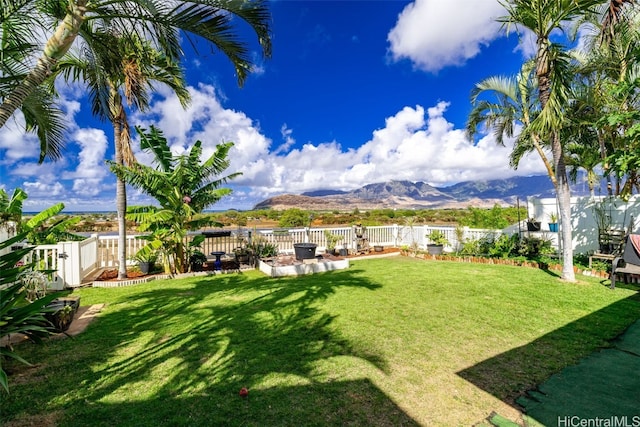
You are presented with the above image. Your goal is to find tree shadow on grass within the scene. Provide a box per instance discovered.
[58,378,420,427]
[3,268,419,426]
[457,292,640,419]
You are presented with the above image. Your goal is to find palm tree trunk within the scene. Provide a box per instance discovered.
[111,89,128,280]
[532,134,558,188]
[0,1,87,128]
[537,45,575,282]
[552,132,575,282]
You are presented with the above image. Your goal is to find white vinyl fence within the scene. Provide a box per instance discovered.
[15,225,505,288]
[15,194,638,288]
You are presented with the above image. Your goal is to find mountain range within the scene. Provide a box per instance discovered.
[253,175,598,210]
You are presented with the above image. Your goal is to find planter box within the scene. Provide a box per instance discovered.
[294,243,317,261]
[45,297,80,333]
[527,221,542,231]
[427,244,444,255]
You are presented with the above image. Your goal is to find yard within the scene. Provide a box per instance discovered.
[2,256,639,426]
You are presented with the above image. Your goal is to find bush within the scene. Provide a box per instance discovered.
[278,209,310,227]
[0,232,58,393]
[248,238,278,259]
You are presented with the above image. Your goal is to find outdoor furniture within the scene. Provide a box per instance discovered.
[589,215,635,269]
[210,251,225,270]
[589,228,626,268]
[610,234,640,289]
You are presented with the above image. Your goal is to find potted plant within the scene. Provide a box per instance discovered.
[526,217,541,231]
[131,246,157,275]
[234,247,252,265]
[323,230,343,255]
[548,212,559,232]
[248,238,279,265]
[426,230,449,255]
[189,250,208,272]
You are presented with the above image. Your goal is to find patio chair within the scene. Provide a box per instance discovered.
[589,215,635,269]
[610,234,640,289]
[589,228,626,268]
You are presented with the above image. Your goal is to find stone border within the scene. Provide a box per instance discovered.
[90,268,254,288]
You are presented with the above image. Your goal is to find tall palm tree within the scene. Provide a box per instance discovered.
[499,0,607,282]
[57,33,190,279]
[0,0,272,159]
[467,64,557,187]
[109,126,240,274]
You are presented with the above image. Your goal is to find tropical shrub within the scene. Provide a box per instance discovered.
[109,126,239,273]
[248,238,278,259]
[0,232,57,393]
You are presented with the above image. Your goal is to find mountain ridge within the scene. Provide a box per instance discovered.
[253,175,565,210]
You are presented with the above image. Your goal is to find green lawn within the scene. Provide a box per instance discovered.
[2,257,639,426]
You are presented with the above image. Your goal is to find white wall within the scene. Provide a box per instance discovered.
[527,195,639,254]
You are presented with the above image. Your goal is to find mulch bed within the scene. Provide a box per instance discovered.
[95,260,241,282]
[95,269,149,281]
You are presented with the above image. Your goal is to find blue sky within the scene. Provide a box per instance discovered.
[0,0,549,212]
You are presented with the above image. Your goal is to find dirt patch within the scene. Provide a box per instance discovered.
[346,247,401,258]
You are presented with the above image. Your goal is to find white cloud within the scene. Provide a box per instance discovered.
[387,0,505,72]
[130,84,547,210]
[63,128,109,180]
[23,180,65,197]
[274,124,296,154]
[0,114,42,162]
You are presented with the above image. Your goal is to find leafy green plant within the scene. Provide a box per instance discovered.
[323,230,343,251]
[248,238,278,259]
[130,244,158,263]
[426,230,449,246]
[109,126,238,273]
[488,234,519,259]
[18,270,49,303]
[189,250,207,270]
[518,236,554,257]
[0,232,57,393]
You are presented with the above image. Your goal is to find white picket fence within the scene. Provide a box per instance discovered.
[255,224,503,254]
[4,194,638,289]
[8,225,504,288]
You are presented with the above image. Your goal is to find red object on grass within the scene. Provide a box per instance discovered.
[239,387,249,397]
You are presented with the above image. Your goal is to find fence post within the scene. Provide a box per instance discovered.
[392,224,399,247]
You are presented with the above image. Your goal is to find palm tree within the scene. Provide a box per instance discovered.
[601,0,636,40]
[108,126,240,274]
[467,64,557,186]
[58,34,190,279]
[0,2,66,162]
[573,1,640,196]
[499,0,609,282]
[0,0,272,158]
